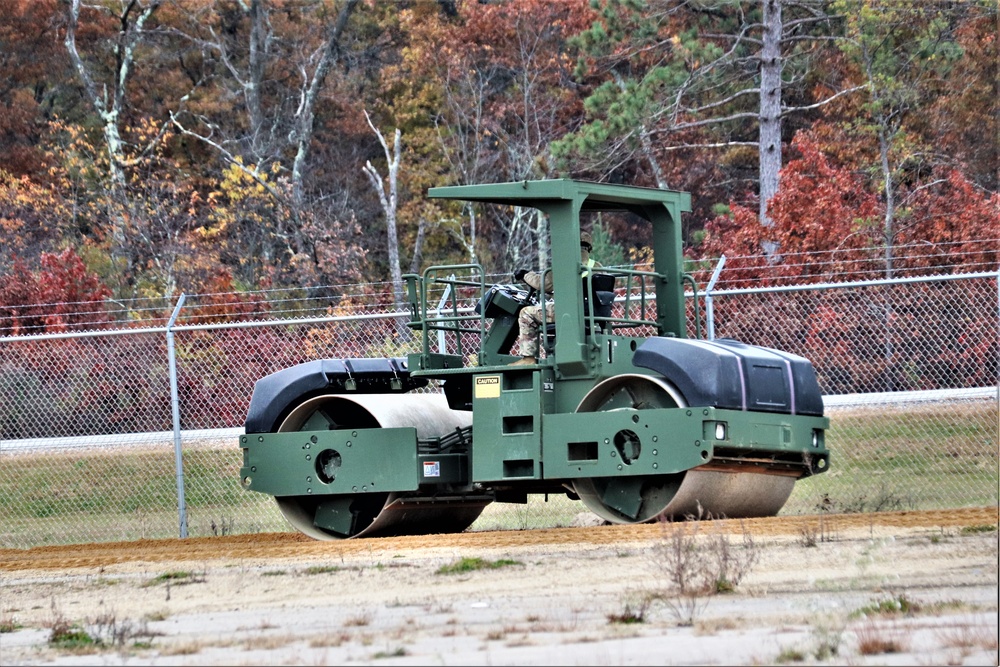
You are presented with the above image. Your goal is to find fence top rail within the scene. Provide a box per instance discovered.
[823,386,998,407]
[704,269,999,296]
[4,387,994,453]
[2,270,996,344]
[0,309,412,344]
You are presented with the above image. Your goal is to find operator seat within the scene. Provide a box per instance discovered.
[544,273,616,344]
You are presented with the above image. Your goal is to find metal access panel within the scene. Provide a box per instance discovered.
[542,407,714,480]
[471,369,543,481]
[240,428,420,497]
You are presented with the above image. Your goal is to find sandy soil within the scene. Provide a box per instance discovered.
[1,507,997,666]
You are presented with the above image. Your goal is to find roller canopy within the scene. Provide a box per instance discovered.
[632,337,825,416]
[428,178,691,215]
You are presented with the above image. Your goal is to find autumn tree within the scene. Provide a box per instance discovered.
[169,0,367,288]
[387,0,595,273]
[0,0,68,179]
[927,7,999,193]
[0,249,112,335]
[833,0,984,277]
[699,127,998,393]
[555,0,855,248]
[699,127,998,285]
[63,0,163,266]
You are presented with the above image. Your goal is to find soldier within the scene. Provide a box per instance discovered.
[510,231,602,366]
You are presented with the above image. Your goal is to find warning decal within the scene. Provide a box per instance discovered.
[474,375,501,399]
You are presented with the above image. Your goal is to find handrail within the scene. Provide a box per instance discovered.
[589,266,663,333]
[406,264,485,360]
[682,273,702,340]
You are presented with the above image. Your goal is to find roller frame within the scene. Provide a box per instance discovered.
[238,179,832,539]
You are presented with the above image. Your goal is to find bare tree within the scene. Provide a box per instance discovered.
[169,0,361,271]
[64,0,163,272]
[361,109,406,315]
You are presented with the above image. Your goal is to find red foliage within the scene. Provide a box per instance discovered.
[897,169,999,271]
[0,248,112,334]
[36,248,112,331]
[699,131,884,286]
[698,128,998,287]
[185,268,270,324]
[0,257,44,335]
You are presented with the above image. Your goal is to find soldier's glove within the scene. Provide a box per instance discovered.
[513,268,528,282]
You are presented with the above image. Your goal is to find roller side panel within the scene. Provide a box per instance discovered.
[240,427,420,496]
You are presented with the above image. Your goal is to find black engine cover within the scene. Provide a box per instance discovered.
[632,337,824,416]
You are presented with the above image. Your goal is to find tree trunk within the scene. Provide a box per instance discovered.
[245,0,269,160]
[362,112,409,339]
[290,0,359,221]
[759,0,783,258]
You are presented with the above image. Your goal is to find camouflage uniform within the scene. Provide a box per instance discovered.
[516,301,554,358]
[515,237,600,360]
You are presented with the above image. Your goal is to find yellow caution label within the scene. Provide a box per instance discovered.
[474,375,501,399]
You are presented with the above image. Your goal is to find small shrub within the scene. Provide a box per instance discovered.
[372,647,407,659]
[960,524,997,535]
[650,515,760,625]
[344,613,372,627]
[938,622,1000,651]
[49,622,96,650]
[775,646,807,663]
[0,614,21,633]
[851,593,920,619]
[209,517,235,536]
[606,592,653,625]
[809,617,844,661]
[144,570,204,587]
[854,620,910,655]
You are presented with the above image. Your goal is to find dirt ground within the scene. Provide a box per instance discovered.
[1,507,998,666]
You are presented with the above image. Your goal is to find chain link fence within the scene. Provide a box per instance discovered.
[1,273,997,549]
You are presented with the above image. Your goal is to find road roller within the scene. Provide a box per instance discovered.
[239,179,830,539]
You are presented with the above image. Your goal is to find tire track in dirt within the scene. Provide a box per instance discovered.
[1,507,996,572]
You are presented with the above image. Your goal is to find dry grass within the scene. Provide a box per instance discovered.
[694,616,741,635]
[937,621,999,652]
[854,620,911,655]
[241,632,298,651]
[307,630,351,648]
[342,612,371,627]
[158,640,204,656]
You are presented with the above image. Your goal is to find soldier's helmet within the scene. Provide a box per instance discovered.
[580,231,593,251]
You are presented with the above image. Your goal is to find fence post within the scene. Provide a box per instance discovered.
[705,255,726,341]
[167,294,188,538]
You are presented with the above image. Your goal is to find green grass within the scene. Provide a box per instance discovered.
[783,401,997,515]
[470,494,584,531]
[0,401,995,548]
[436,557,523,574]
[850,594,920,619]
[0,447,288,547]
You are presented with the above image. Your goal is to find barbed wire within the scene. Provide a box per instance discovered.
[2,242,996,336]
